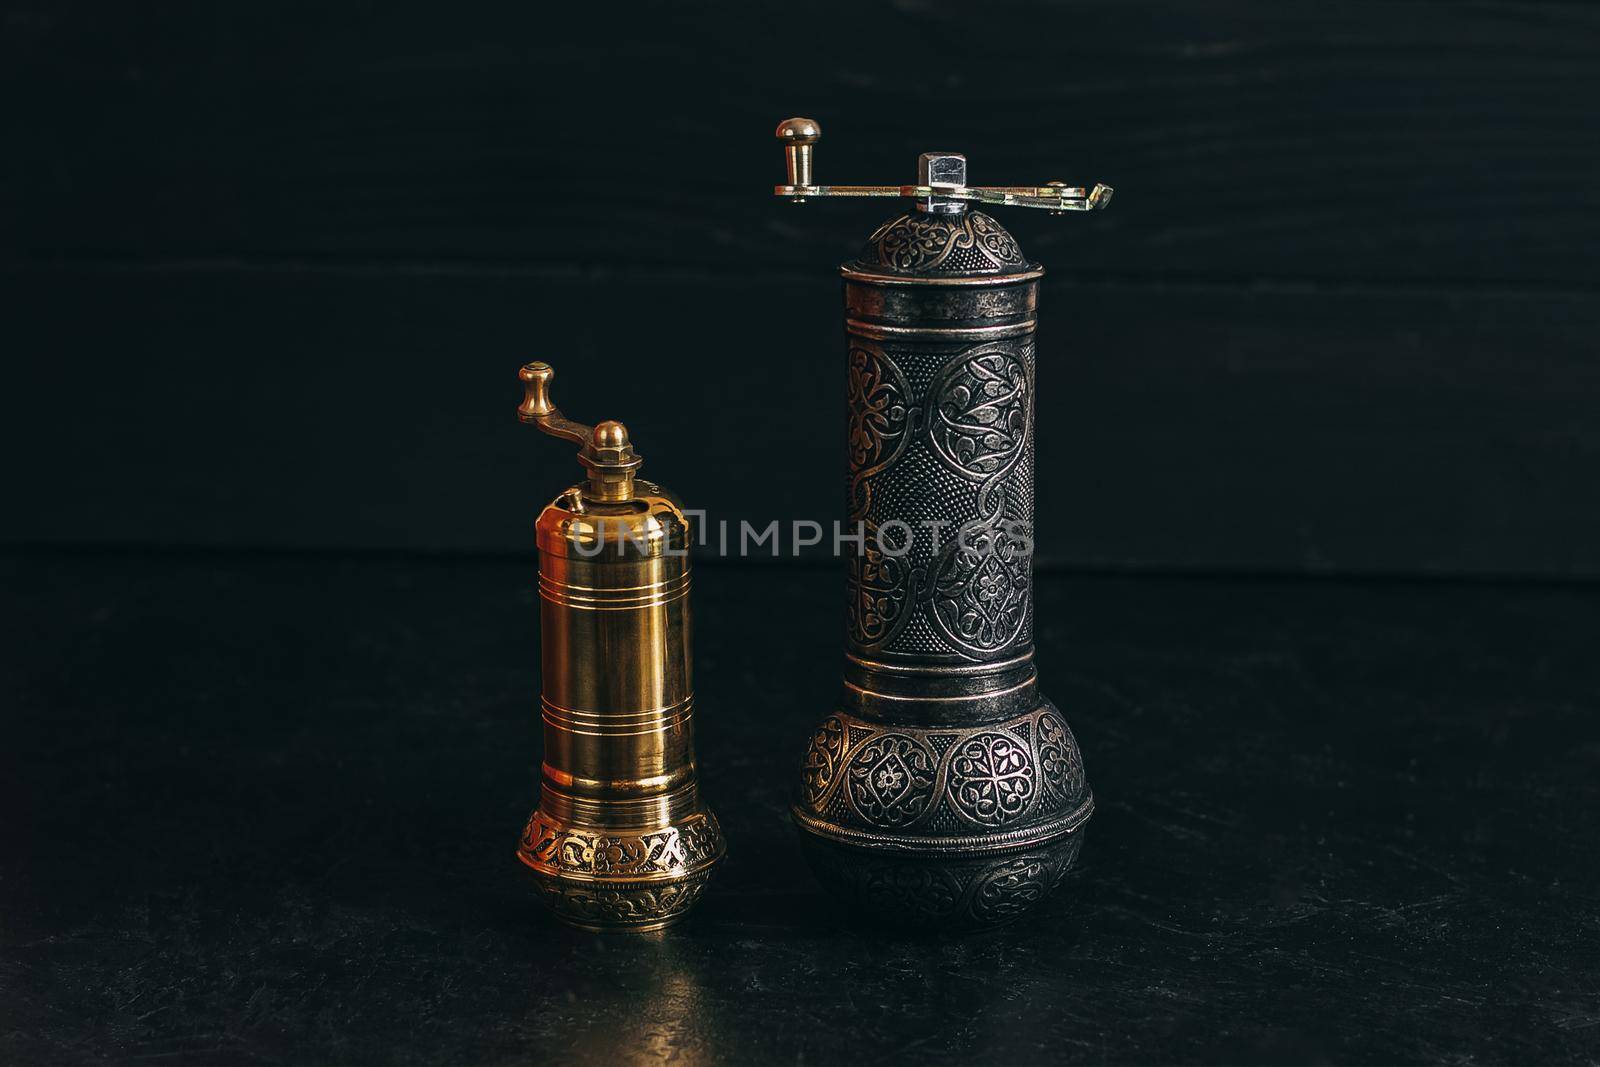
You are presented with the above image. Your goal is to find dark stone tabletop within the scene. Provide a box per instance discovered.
[4,552,1597,1064]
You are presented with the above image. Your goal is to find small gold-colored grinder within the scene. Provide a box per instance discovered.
[513,361,724,931]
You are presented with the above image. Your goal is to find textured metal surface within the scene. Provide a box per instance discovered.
[791,211,1093,930]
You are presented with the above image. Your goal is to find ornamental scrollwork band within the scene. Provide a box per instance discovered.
[798,835,1083,929]
[847,343,916,519]
[801,715,846,807]
[967,845,1077,925]
[845,522,917,648]
[518,812,725,879]
[797,706,1087,836]
[1036,710,1086,802]
[530,871,713,930]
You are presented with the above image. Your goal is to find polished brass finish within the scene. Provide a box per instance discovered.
[519,362,643,502]
[773,117,1113,213]
[513,362,723,931]
[776,116,821,190]
[775,119,1106,931]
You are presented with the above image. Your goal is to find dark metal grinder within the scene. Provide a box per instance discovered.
[774,118,1111,929]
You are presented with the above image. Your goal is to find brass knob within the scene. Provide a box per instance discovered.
[518,361,555,420]
[592,420,630,454]
[776,117,821,188]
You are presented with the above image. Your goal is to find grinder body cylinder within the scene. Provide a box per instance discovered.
[791,209,1093,930]
[517,478,724,931]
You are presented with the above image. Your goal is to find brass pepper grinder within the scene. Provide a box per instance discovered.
[775,119,1111,929]
[512,361,724,931]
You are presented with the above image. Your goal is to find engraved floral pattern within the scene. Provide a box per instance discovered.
[969,212,1022,265]
[856,863,965,921]
[679,817,722,863]
[848,346,909,469]
[865,211,1028,274]
[845,530,915,648]
[846,344,914,519]
[927,348,1029,481]
[799,837,1084,931]
[1036,710,1086,801]
[919,343,1035,658]
[589,836,648,873]
[801,715,847,806]
[928,525,1031,655]
[846,733,938,828]
[794,708,1091,844]
[519,813,724,877]
[532,872,712,929]
[968,854,1053,924]
[946,732,1037,827]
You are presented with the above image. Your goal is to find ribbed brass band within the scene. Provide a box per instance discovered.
[540,694,693,737]
[538,781,702,827]
[536,519,689,561]
[538,571,691,611]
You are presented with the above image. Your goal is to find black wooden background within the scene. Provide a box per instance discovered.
[6,0,1599,576]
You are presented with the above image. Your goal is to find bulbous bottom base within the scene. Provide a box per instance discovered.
[795,823,1087,932]
[789,692,1093,931]
[516,808,725,932]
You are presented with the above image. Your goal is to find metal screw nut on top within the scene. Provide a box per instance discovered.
[917,152,967,214]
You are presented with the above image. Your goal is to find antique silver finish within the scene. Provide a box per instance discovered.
[774,118,1109,930]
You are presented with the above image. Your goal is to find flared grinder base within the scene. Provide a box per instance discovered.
[791,699,1093,931]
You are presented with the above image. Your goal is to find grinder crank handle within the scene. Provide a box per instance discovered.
[517,361,592,445]
[774,116,1112,213]
[517,361,642,502]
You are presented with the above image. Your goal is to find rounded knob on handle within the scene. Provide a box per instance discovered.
[776,117,821,189]
[518,361,555,420]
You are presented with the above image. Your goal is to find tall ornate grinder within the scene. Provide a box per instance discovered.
[513,362,724,931]
[776,119,1111,929]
